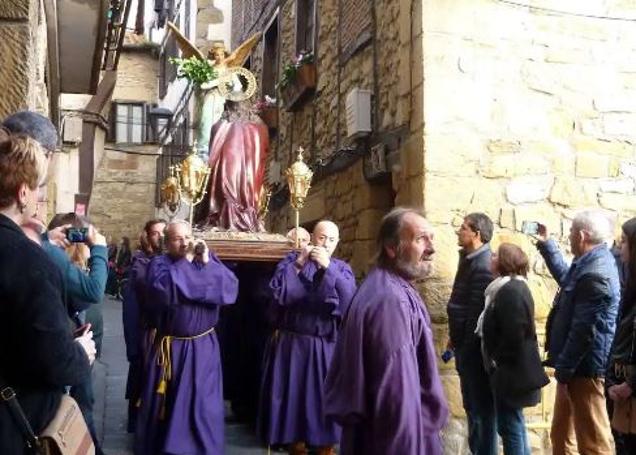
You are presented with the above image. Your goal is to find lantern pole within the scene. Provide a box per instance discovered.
[285,147,313,249]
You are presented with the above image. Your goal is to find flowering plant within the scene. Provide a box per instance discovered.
[277,51,314,90]
[169,57,217,86]
[254,96,277,112]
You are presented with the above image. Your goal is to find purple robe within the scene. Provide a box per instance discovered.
[122,250,152,432]
[325,268,448,455]
[258,251,356,446]
[134,253,238,455]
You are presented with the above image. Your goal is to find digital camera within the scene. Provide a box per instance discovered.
[66,227,89,243]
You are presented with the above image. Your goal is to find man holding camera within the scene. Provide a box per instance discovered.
[536,211,619,455]
[135,220,238,455]
[258,220,356,455]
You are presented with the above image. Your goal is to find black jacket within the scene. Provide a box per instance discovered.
[482,279,549,407]
[0,214,90,454]
[447,244,493,349]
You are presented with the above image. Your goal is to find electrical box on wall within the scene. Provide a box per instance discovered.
[345,88,372,139]
[62,115,83,144]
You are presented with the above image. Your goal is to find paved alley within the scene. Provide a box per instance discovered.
[93,296,269,455]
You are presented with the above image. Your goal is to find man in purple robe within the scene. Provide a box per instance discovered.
[134,220,238,455]
[325,208,449,455]
[258,220,357,455]
[123,218,165,432]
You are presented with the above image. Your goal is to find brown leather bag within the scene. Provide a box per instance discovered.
[38,394,95,455]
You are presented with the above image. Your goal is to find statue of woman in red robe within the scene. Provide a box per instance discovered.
[199,102,269,232]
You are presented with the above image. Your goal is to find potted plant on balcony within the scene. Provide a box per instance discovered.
[277,51,316,111]
[255,96,278,130]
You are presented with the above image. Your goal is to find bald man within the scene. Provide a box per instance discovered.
[258,221,357,455]
[135,221,238,455]
[286,226,311,248]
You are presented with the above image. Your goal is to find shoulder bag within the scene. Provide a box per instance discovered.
[0,375,94,455]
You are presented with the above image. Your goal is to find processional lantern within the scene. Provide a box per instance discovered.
[160,165,181,218]
[285,147,313,248]
[173,143,211,226]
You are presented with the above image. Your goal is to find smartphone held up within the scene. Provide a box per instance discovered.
[66,227,89,243]
[521,221,540,236]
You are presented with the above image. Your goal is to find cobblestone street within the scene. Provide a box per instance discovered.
[93,296,268,455]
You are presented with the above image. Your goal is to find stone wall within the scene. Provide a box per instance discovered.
[421,1,636,453]
[89,146,160,242]
[0,0,48,118]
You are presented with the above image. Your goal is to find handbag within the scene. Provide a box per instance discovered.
[0,375,94,455]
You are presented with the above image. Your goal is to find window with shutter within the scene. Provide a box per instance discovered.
[112,102,147,144]
[262,14,279,99]
[296,0,315,55]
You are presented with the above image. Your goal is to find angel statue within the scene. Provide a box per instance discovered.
[167,23,270,233]
[167,22,261,157]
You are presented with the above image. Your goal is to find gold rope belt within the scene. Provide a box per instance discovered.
[156,326,216,395]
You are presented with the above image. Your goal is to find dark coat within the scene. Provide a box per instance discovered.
[0,214,90,454]
[538,239,620,382]
[447,244,494,349]
[482,279,549,408]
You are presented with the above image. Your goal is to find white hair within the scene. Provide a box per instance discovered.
[572,210,614,245]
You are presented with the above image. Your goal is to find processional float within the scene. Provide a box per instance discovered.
[158,22,314,260]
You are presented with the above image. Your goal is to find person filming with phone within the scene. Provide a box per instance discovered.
[41,212,108,454]
[534,211,619,455]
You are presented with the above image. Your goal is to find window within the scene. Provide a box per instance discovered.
[295,0,315,55]
[114,103,145,144]
[262,14,279,99]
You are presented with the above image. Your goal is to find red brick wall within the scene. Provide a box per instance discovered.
[340,0,372,57]
[232,0,279,49]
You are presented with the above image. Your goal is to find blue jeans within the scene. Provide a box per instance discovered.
[456,341,497,455]
[495,399,530,455]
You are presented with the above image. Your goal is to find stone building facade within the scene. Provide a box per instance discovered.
[89,35,162,243]
[234,0,636,453]
[0,0,49,119]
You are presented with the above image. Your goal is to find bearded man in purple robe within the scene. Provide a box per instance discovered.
[325,207,449,455]
[258,220,357,455]
[134,220,238,455]
[123,218,165,432]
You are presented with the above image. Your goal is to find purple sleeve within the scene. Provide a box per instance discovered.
[146,255,175,310]
[368,298,447,450]
[325,296,368,425]
[270,252,308,306]
[170,253,239,306]
[311,261,356,316]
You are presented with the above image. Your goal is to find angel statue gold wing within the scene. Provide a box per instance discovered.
[167,22,261,157]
